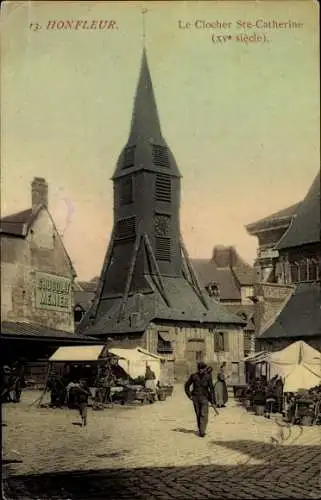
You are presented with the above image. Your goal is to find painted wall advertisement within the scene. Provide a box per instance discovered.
[35,272,72,313]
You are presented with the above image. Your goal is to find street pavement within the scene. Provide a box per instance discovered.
[3,386,321,499]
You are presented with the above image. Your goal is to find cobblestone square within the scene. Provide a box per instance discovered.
[3,386,321,499]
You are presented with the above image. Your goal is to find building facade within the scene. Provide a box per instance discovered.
[192,245,256,356]
[79,49,246,384]
[246,172,321,353]
[1,177,95,376]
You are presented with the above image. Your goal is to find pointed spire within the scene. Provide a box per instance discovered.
[141,8,147,48]
[127,47,163,145]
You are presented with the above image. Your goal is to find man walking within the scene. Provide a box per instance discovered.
[184,362,216,437]
[74,379,91,426]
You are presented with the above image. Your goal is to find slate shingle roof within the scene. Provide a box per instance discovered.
[0,208,35,236]
[276,172,320,250]
[81,275,245,337]
[74,290,95,311]
[246,203,299,233]
[192,259,241,300]
[1,321,97,342]
[259,282,321,339]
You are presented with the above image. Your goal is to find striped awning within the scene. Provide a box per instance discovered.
[244,351,269,364]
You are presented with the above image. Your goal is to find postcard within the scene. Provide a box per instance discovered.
[2,1,320,499]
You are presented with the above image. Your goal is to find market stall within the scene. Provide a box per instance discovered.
[108,346,164,385]
[241,341,321,424]
[36,345,121,408]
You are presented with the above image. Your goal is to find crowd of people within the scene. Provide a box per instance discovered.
[44,363,160,426]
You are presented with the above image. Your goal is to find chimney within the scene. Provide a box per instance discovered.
[31,177,48,210]
[212,245,237,268]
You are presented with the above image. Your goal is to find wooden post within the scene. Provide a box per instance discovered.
[83,227,116,325]
[118,233,142,321]
[180,236,209,310]
[143,233,171,307]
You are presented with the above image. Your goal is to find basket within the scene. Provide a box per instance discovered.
[255,405,265,416]
[157,390,167,401]
[302,416,313,426]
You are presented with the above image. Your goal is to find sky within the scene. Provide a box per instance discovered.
[1,1,320,280]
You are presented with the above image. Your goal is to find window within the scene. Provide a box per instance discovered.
[155,237,171,261]
[115,217,136,240]
[157,331,173,354]
[155,174,171,202]
[195,351,203,362]
[122,146,136,169]
[214,332,226,352]
[152,145,170,168]
[231,362,239,378]
[119,178,133,205]
[74,306,84,323]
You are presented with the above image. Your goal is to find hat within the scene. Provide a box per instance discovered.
[197,362,207,371]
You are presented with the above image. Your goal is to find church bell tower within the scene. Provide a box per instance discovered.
[80,46,241,336]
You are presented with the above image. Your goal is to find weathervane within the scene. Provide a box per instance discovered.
[141,7,148,47]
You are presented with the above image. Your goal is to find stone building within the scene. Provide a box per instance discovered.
[1,177,95,377]
[246,172,321,352]
[246,173,320,285]
[79,49,246,383]
[192,245,256,356]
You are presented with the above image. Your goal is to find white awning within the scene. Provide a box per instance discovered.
[49,345,107,362]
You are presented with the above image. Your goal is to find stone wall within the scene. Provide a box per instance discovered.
[1,208,75,333]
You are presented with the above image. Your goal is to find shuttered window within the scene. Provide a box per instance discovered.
[115,217,136,240]
[157,331,173,354]
[155,237,171,261]
[155,174,171,203]
[152,145,170,168]
[119,178,133,205]
[123,146,136,169]
[214,332,228,352]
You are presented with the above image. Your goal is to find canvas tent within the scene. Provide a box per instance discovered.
[108,347,164,383]
[49,345,108,362]
[269,341,321,392]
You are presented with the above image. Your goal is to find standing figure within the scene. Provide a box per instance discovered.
[47,370,60,407]
[215,361,228,408]
[74,379,91,426]
[184,362,215,437]
[144,365,156,394]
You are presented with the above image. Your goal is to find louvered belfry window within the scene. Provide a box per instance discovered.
[155,174,171,203]
[155,237,171,261]
[123,146,136,169]
[152,145,170,168]
[116,217,136,240]
[120,178,133,205]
